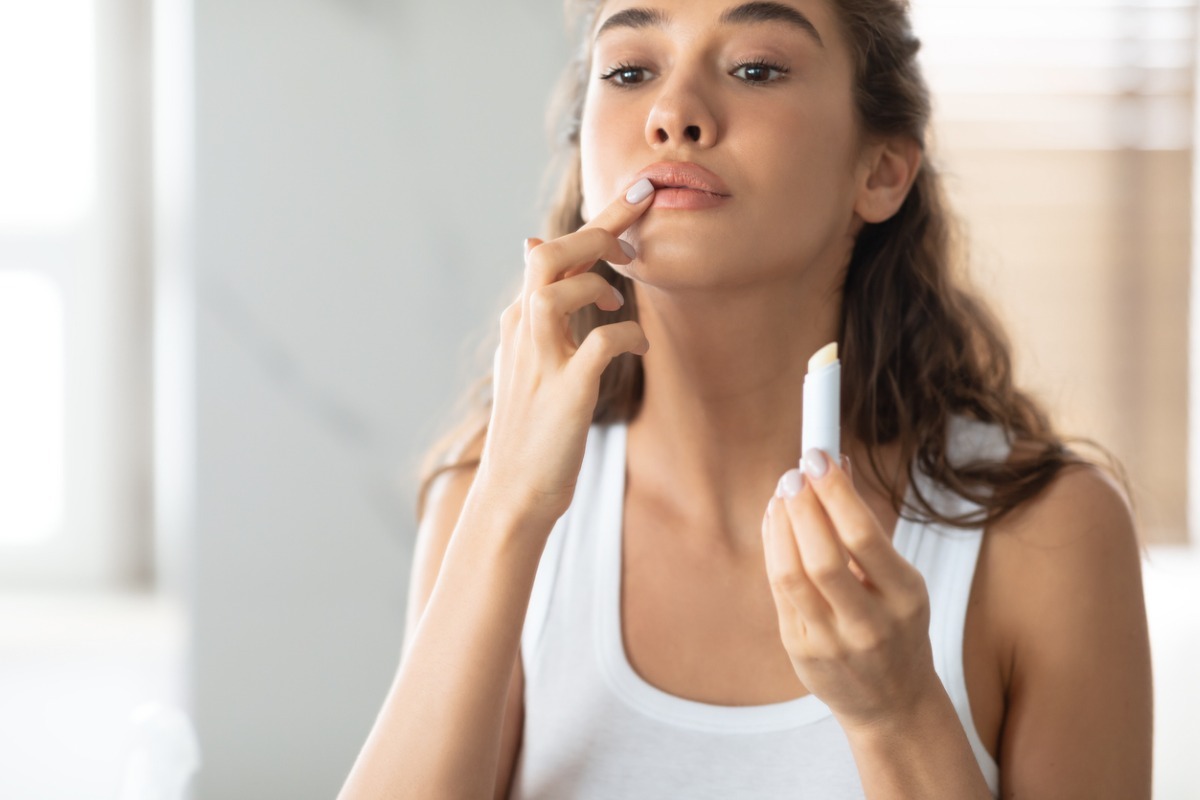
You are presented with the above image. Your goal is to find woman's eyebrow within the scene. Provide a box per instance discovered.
[594,2,825,48]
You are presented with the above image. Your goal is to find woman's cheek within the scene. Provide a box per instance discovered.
[579,121,621,224]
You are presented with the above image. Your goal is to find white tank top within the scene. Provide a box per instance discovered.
[511,413,1008,799]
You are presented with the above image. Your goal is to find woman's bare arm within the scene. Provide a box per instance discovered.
[399,435,527,800]
[338,471,548,800]
[994,464,1153,798]
[400,435,526,800]
[339,180,654,800]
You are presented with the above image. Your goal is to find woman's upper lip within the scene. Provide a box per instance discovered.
[634,161,731,196]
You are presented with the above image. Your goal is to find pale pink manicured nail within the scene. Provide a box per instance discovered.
[777,468,803,498]
[619,239,636,259]
[803,448,828,479]
[626,178,655,203]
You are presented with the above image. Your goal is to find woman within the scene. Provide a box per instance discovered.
[341,1,1154,798]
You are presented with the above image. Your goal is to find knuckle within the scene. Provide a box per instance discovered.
[902,590,929,622]
[500,300,520,325]
[902,567,927,596]
[892,592,926,624]
[844,526,877,554]
[779,622,806,652]
[911,566,927,589]
[808,634,843,662]
[588,325,616,347]
[769,571,806,596]
[845,620,884,652]
[808,559,843,584]
[529,287,554,315]
[526,241,554,274]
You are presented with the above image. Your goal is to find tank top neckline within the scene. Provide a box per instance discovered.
[594,419,922,733]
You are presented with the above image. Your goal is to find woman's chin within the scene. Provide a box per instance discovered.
[625,237,734,266]
[609,247,739,286]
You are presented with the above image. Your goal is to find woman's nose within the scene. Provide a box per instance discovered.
[654,123,702,144]
[644,73,718,147]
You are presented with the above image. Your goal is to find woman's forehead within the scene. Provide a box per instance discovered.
[590,0,836,42]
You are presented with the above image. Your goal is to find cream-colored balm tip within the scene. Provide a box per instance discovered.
[808,342,838,372]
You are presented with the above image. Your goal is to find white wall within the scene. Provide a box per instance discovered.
[169,1,569,796]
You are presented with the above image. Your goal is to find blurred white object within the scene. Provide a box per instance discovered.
[115,703,200,800]
[1141,546,1200,800]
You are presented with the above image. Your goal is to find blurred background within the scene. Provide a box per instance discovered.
[0,0,1196,797]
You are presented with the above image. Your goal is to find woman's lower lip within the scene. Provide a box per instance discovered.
[649,187,730,210]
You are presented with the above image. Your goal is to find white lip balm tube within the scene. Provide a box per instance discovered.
[801,342,841,465]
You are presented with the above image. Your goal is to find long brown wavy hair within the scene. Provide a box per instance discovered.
[414,0,1138,539]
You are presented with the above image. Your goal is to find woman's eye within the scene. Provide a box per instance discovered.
[598,59,789,88]
[599,63,653,87]
[731,60,789,85]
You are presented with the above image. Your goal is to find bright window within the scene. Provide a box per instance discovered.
[0,271,65,544]
[0,0,150,586]
[0,0,95,231]
[0,1,93,549]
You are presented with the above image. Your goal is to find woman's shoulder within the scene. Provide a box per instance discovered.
[995,437,1135,544]
[984,436,1138,592]
[974,432,1140,628]
[980,437,1152,794]
[950,414,1133,535]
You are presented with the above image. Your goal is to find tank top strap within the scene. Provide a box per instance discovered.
[521,423,612,678]
[901,412,1012,796]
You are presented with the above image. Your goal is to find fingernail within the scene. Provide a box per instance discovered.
[802,448,829,480]
[611,286,624,306]
[776,468,803,498]
[626,178,655,204]
[619,239,637,259]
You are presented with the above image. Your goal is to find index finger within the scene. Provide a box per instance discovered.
[803,453,909,594]
[524,177,657,292]
[581,177,656,237]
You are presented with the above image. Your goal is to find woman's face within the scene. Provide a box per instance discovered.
[580,0,864,286]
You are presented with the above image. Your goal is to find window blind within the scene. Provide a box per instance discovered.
[911,0,1196,150]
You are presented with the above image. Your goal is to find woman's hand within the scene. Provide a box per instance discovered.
[477,178,656,533]
[761,448,943,733]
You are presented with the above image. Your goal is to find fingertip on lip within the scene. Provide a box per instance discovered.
[626,178,656,204]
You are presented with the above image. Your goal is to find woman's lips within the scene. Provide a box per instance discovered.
[649,187,731,210]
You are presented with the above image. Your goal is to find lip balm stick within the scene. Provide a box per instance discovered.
[802,342,840,466]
